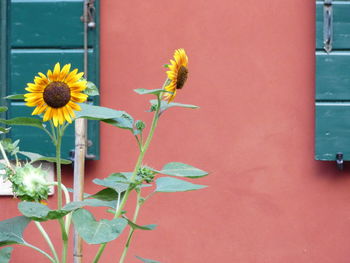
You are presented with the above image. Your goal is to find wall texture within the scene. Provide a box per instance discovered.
[3,1,350,263]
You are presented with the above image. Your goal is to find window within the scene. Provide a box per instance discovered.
[315,0,350,161]
[1,0,100,160]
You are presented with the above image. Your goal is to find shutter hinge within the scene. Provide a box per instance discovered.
[81,0,96,29]
[323,0,333,54]
[336,152,343,171]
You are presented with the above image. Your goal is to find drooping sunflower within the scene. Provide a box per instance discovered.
[163,48,189,102]
[24,63,88,126]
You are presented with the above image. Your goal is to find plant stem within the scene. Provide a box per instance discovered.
[55,125,68,263]
[119,190,142,263]
[35,222,60,263]
[23,242,56,263]
[0,141,12,169]
[92,95,162,263]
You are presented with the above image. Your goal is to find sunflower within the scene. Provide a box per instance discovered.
[24,63,88,126]
[163,48,189,102]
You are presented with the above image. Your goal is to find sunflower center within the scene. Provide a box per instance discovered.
[43,81,71,108]
[176,66,188,89]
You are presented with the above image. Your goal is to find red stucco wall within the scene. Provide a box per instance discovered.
[3,1,350,263]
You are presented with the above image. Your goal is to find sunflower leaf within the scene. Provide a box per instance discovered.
[160,162,208,178]
[124,217,157,231]
[72,208,127,244]
[155,177,207,193]
[0,127,11,134]
[84,81,99,96]
[135,256,161,263]
[0,117,45,131]
[0,216,31,246]
[76,104,134,130]
[149,100,199,113]
[18,151,72,164]
[134,89,172,95]
[4,94,25,100]
[18,199,118,222]
[0,247,13,263]
[0,107,8,113]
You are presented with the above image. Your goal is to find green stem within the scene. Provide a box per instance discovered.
[119,190,142,263]
[0,141,11,169]
[49,120,57,143]
[35,222,60,263]
[23,242,56,263]
[92,95,162,263]
[55,125,68,263]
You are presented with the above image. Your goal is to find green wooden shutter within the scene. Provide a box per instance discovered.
[315,0,350,161]
[2,0,100,160]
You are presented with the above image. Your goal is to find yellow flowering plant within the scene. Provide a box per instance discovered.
[0,49,208,263]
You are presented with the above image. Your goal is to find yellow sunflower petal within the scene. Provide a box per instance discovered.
[57,108,65,125]
[38,72,47,80]
[52,109,59,126]
[52,63,61,81]
[69,80,87,91]
[60,64,71,80]
[66,72,84,85]
[68,101,81,111]
[32,103,47,115]
[62,107,72,123]
[43,107,52,122]
[47,69,53,81]
[64,69,79,83]
[71,92,88,103]
[65,104,75,118]
[34,76,48,86]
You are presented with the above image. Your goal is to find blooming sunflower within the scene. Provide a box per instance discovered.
[163,48,188,102]
[24,63,88,126]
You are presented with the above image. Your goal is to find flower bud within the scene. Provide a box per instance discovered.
[10,164,50,202]
[135,120,146,131]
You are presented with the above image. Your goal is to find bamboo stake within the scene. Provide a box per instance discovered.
[73,1,89,262]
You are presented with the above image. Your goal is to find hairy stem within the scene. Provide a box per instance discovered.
[119,190,142,263]
[23,242,56,263]
[35,222,60,263]
[55,126,68,263]
[92,94,162,263]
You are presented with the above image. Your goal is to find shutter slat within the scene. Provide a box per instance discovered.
[11,0,94,48]
[10,50,96,94]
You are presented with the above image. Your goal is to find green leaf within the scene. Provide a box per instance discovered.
[0,117,45,131]
[4,94,25,100]
[102,113,134,130]
[0,127,10,134]
[84,81,100,96]
[0,107,8,113]
[88,188,120,201]
[18,202,68,221]
[93,178,129,194]
[155,177,207,193]
[0,216,31,246]
[160,162,208,178]
[18,151,72,164]
[64,199,118,210]
[76,104,134,130]
[18,199,117,222]
[124,217,157,231]
[72,209,127,244]
[134,89,171,95]
[0,247,13,263]
[76,103,125,120]
[135,256,161,263]
[149,100,198,113]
